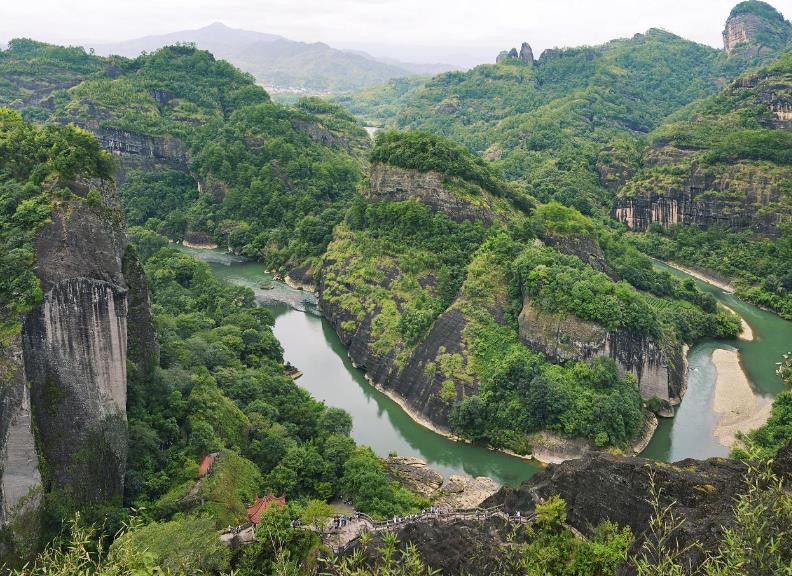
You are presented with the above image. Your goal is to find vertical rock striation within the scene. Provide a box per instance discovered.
[0,177,157,533]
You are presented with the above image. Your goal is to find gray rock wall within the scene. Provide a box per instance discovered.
[23,278,128,504]
[368,164,496,225]
[517,299,684,401]
[0,338,42,526]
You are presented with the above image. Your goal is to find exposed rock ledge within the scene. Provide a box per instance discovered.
[518,298,684,403]
[383,456,500,509]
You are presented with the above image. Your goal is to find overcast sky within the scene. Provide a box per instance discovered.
[2,0,791,66]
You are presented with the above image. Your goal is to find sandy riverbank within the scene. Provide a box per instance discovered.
[662,261,735,293]
[721,304,754,341]
[712,348,771,448]
[181,240,219,250]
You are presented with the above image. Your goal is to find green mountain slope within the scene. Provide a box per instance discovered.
[617,50,792,317]
[319,131,738,455]
[341,4,790,214]
[0,39,370,274]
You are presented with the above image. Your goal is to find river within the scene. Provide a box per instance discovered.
[178,246,542,485]
[179,246,792,483]
[643,260,792,461]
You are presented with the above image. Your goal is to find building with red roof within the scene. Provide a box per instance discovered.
[247,495,286,525]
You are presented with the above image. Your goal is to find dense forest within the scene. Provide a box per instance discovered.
[0,40,370,274]
[1,0,792,574]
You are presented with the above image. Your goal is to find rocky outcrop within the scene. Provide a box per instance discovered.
[320,260,472,426]
[0,338,42,533]
[0,177,157,531]
[485,442,792,573]
[497,43,535,65]
[612,161,792,235]
[722,2,791,55]
[519,42,534,65]
[518,299,684,402]
[384,457,444,497]
[74,123,189,169]
[434,475,500,509]
[368,164,497,225]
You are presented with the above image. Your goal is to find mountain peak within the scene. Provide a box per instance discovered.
[723,1,791,54]
[203,22,232,31]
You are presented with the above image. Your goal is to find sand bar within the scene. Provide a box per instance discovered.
[712,348,771,447]
[663,261,735,293]
[721,304,754,341]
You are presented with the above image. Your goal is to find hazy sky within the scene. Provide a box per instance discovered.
[2,0,791,66]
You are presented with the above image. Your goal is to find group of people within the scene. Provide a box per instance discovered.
[390,506,445,525]
[332,515,352,529]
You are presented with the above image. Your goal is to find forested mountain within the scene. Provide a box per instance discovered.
[0,38,371,273]
[89,22,455,96]
[341,2,791,215]
[617,51,792,318]
[0,112,426,571]
[319,131,738,457]
[2,1,792,573]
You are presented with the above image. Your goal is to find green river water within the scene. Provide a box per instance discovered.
[179,246,792,484]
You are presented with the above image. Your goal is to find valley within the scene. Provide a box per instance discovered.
[1,0,791,574]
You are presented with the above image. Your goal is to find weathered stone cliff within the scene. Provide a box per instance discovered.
[611,159,792,234]
[722,2,791,55]
[0,177,157,534]
[484,441,792,574]
[518,300,684,402]
[611,54,792,236]
[368,164,498,225]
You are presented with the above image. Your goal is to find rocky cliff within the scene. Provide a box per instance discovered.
[485,442,792,574]
[518,300,684,402]
[367,164,499,225]
[611,160,792,234]
[611,51,792,236]
[0,177,157,531]
[722,1,791,55]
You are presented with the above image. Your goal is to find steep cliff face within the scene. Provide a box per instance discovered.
[319,258,472,427]
[611,51,792,235]
[0,338,42,532]
[611,160,792,234]
[368,164,498,225]
[484,442,792,574]
[517,300,684,402]
[722,1,791,55]
[0,177,157,528]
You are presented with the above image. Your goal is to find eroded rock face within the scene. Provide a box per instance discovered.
[517,299,684,402]
[0,177,158,531]
[22,278,128,505]
[722,5,791,55]
[485,443,792,573]
[76,123,189,168]
[612,161,792,235]
[368,164,496,225]
[0,337,42,529]
[384,457,444,497]
[434,475,500,509]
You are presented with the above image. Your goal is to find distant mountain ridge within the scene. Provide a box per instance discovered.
[88,22,457,96]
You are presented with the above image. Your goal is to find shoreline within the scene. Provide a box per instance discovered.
[181,239,220,250]
[660,260,735,293]
[358,369,539,465]
[283,273,317,295]
[711,348,771,448]
[658,260,755,342]
[721,304,754,342]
